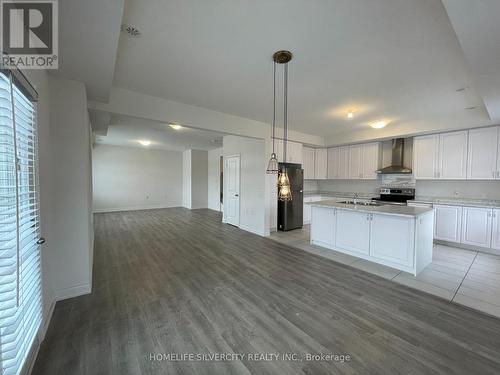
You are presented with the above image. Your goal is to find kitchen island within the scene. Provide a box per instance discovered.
[310,200,434,275]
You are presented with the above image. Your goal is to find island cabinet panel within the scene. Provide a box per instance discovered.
[461,207,492,248]
[335,210,370,255]
[370,214,415,267]
[492,209,500,251]
[434,205,462,242]
[310,206,336,247]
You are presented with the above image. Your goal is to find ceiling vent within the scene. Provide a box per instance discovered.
[121,24,141,38]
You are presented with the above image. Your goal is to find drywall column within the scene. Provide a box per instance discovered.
[182,149,208,209]
[48,77,93,300]
[208,148,223,211]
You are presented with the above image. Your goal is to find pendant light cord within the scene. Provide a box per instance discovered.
[272,61,276,154]
[283,63,288,163]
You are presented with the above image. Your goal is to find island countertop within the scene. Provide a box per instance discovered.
[308,200,433,218]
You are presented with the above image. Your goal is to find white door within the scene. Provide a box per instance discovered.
[327,147,339,179]
[348,144,363,179]
[302,147,315,179]
[461,207,492,248]
[370,214,414,267]
[310,206,336,247]
[434,205,462,242]
[338,146,350,179]
[225,155,240,226]
[467,127,498,180]
[413,134,439,179]
[362,142,380,179]
[492,209,500,250]
[335,210,371,254]
[314,149,328,179]
[439,131,468,180]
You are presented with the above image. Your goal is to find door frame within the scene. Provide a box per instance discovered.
[223,154,241,226]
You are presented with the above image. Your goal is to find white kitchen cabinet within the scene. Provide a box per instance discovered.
[467,127,499,180]
[275,140,303,164]
[439,131,468,180]
[310,206,336,247]
[434,205,462,242]
[314,149,328,179]
[348,144,363,179]
[413,134,440,179]
[461,207,493,248]
[335,209,370,255]
[361,142,380,179]
[492,209,500,250]
[327,147,340,179]
[370,214,415,267]
[338,146,350,179]
[302,147,315,179]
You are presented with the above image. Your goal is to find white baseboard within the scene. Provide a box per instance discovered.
[40,298,56,339]
[93,204,181,213]
[435,240,500,256]
[54,283,92,301]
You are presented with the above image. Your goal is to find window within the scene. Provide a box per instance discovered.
[0,71,42,375]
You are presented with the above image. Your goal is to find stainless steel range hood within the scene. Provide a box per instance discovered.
[376,138,412,174]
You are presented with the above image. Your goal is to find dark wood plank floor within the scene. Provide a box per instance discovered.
[33,208,500,375]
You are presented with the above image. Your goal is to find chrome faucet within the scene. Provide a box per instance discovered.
[353,192,359,205]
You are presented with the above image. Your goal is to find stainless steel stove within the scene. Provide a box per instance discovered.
[372,188,415,206]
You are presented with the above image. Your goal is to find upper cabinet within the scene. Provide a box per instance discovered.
[338,146,350,179]
[413,131,467,180]
[348,144,363,179]
[361,142,381,180]
[275,139,303,164]
[467,127,499,180]
[302,147,315,179]
[327,147,340,179]
[314,149,328,179]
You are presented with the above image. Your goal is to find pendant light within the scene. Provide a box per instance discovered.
[266,61,279,174]
[274,50,293,202]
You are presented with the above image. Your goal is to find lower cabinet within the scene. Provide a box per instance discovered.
[492,209,500,250]
[370,214,414,267]
[335,209,370,255]
[434,205,462,242]
[461,207,492,248]
[310,206,336,247]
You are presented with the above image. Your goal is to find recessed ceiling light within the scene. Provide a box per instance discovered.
[347,111,354,119]
[138,140,151,146]
[169,124,182,130]
[370,121,387,129]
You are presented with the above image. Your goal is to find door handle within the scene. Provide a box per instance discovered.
[234,194,239,197]
[37,237,46,245]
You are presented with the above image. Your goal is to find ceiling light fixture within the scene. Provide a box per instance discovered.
[347,111,354,119]
[266,60,279,174]
[271,50,293,202]
[370,121,387,129]
[169,124,182,130]
[138,140,151,146]
[121,24,142,38]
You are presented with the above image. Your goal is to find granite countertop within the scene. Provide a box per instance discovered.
[309,200,433,217]
[412,196,500,209]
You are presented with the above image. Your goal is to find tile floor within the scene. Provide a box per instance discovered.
[270,225,500,319]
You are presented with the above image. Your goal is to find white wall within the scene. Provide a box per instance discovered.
[208,148,223,211]
[191,150,208,209]
[223,135,267,236]
[182,149,208,209]
[182,150,192,208]
[49,77,93,301]
[92,145,183,212]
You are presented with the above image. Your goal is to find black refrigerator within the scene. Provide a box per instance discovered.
[277,163,304,231]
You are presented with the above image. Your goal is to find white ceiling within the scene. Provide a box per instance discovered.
[112,0,494,140]
[94,114,225,151]
[49,0,124,101]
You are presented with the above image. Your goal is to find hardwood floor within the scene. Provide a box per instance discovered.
[33,208,500,374]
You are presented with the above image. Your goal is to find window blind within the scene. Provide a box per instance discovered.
[0,71,42,375]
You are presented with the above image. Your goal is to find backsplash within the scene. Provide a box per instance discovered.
[313,177,500,200]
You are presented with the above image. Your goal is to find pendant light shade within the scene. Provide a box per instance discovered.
[266,152,279,174]
[278,168,292,201]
